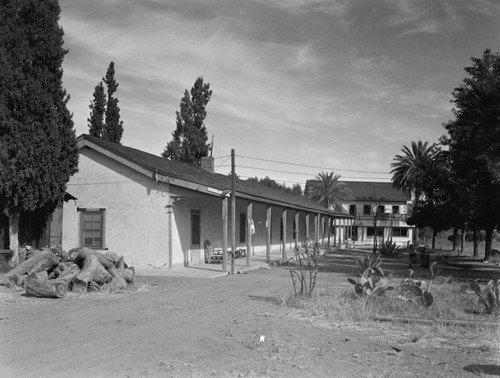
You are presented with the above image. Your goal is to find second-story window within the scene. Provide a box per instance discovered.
[377,205,385,214]
[349,204,356,216]
[363,205,371,215]
[392,205,399,214]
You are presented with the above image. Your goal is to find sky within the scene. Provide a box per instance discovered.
[58,0,500,188]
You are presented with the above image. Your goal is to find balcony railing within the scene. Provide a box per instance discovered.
[354,213,408,221]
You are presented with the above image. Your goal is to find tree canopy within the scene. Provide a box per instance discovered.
[305,172,351,210]
[0,0,78,264]
[87,61,124,143]
[393,49,500,259]
[163,76,212,165]
[247,176,302,196]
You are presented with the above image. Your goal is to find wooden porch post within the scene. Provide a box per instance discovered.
[222,197,228,272]
[305,213,310,239]
[327,216,331,249]
[282,209,287,259]
[167,196,173,269]
[246,202,252,267]
[266,206,271,263]
[295,211,300,247]
[314,213,319,244]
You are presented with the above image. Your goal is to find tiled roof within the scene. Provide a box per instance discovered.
[340,181,409,202]
[77,134,349,217]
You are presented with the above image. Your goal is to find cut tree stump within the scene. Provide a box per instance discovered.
[74,255,112,288]
[25,274,67,298]
[51,263,80,286]
[74,248,131,289]
[0,249,59,285]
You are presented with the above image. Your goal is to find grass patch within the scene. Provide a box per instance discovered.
[284,279,500,324]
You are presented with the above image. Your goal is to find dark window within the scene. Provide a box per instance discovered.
[363,205,371,215]
[377,205,385,214]
[191,210,201,247]
[349,204,356,216]
[392,227,408,237]
[392,205,399,214]
[80,209,105,248]
[367,227,383,237]
[293,217,297,240]
[239,213,246,243]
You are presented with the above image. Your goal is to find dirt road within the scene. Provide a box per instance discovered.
[0,264,499,377]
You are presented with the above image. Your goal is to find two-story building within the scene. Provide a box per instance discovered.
[340,181,413,247]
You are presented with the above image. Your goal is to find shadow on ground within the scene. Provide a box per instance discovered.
[315,249,426,280]
[464,364,500,376]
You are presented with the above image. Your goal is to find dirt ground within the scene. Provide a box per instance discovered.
[0,253,499,378]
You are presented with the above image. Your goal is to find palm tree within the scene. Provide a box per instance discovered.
[307,172,351,210]
[391,141,436,245]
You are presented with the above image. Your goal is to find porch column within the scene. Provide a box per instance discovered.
[167,196,173,269]
[222,197,228,272]
[327,216,331,248]
[295,211,300,246]
[305,213,310,240]
[332,218,336,247]
[282,209,287,259]
[266,206,271,263]
[246,202,252,267]
[314,213,319,244]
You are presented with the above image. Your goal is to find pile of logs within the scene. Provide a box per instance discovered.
[0,247,134,298]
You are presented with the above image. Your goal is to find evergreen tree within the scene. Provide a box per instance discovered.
[163,76,212,165]
[0,0,79,265]
[87,61,123,143]
[441,49,500,260]
[102,61,123,143]
[87,81,105,137]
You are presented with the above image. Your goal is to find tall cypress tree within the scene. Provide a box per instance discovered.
[87,61,124,143]
[163,76,212,165]
[102,61,123,144]
[0,0,78,265]
[87,81,106,138]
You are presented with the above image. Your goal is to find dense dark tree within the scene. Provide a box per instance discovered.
[87,61,123,143]
[441,49,500,261]
[163,76,212,165]
[87,81,105,137]
[0,0,78,265]
[247,176,302,195]
[102,62,123,143]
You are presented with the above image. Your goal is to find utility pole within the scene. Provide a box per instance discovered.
[231,149,236,275]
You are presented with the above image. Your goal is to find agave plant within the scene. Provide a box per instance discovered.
[376,240,403,257]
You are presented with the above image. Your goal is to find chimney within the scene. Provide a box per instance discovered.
[201,156,214,173]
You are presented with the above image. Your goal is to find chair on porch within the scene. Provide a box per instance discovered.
[204,240,223,264]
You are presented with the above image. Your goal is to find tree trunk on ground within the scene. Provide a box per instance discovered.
[51,263,80,285]
[0,249,59,284]
[75,248,114,270]
[484,227,493,262]
[25,274,67,298]
[74,248,131,289]
[8,209,20,267]
[74,255,112,291]
[107,263,127,290]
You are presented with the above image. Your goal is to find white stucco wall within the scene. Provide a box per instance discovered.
[63,148,174,268]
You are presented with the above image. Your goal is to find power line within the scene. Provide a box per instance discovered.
[237,154,388,174]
